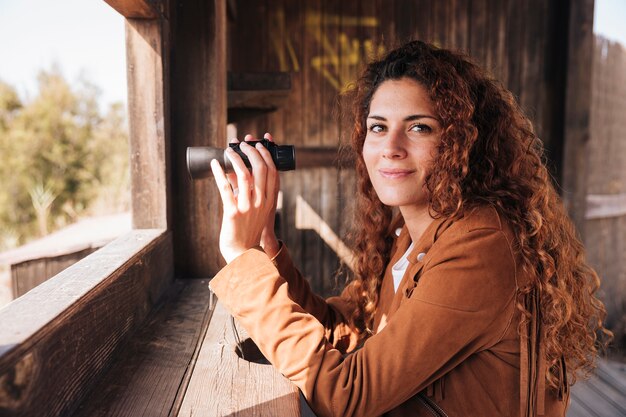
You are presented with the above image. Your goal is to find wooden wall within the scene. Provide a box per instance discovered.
[227,0,573,296]
[586,36,626,350]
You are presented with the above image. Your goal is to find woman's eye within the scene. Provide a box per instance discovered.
[368,124,385,133]
[410,124,432,133]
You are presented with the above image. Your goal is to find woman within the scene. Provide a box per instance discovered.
[208,41,610,416]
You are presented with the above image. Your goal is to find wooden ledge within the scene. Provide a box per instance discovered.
[72,279,215,417]
[177,300,301,416]
[0,230,173,417]
[71,282,301,417]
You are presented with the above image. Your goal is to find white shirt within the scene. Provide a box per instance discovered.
[392,242,414,293]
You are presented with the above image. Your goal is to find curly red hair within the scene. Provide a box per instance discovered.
[343,41,611,389]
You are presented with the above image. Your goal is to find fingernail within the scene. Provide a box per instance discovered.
[240,142,249,148]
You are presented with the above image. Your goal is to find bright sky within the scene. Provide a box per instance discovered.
[0,0,126,109]
[0,0,623,110]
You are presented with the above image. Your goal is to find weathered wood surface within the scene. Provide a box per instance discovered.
[11,246,98,298]
[0,230,172,417]
[586,193,626,219]
[568,358,626,417]
[104,0,158,19]
[228,0,579,297]
[177,300,300,417]
[72,279,215,417]
[585,36,626,350]
[561,0,595,237]
[170,0,228,277]
[127,18,171,230]
[227,72,292,122]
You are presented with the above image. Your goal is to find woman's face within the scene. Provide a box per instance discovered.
[363,77,442,211]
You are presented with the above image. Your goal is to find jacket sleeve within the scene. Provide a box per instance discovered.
[209,226,517,417]
[270,242,362,353]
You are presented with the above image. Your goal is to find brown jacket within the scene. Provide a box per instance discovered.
[209,206,569,416]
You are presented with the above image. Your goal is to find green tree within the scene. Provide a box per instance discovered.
[0,69,129,250]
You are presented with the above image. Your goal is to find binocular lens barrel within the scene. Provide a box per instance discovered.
[186,140,296,179]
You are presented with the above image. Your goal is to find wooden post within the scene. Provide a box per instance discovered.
[170,0,227,277]
[126,16,171,230]
[562,0,595,238]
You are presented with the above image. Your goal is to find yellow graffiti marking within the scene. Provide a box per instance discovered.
[270,10,386,91]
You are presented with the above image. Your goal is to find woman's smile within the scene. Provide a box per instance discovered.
[378,168,416,179]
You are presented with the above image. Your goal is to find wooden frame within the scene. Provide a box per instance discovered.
[103,0,158,18]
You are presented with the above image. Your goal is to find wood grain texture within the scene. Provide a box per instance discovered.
[104,0,158,19]
[177,301,300,416]
[585,35,626,351]
[127,18,171,230]
[11,247,98,297]
[0,230,173,417]
[170,0,228,277]
[71,279,214,417]
[561,0,595,237]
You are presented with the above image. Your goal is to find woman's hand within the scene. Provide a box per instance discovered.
[211,133,280,263]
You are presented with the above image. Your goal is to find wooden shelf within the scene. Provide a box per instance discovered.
[227,72,291,122]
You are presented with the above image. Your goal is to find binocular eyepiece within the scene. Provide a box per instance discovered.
[186,139,296,179]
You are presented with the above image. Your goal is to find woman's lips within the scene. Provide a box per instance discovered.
[378,169,416,179]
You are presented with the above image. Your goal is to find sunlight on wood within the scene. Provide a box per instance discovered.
[295,195,355,271]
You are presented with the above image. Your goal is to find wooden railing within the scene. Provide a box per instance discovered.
[0,230,172,416]
[0,231,301,416]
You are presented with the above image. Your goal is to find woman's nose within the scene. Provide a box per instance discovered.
[382,131,407,159]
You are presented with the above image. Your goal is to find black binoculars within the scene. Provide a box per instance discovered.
[186,139,296,179]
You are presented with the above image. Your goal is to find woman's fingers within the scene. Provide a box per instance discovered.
[256,142,278,201]
[223,133,276,208]
[239,142,268,206]
[210,159,236,210]
[225,147,253,211]
[226,138,239,190]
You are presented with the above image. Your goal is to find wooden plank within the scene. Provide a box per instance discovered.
[103,0,158,19]
[71,279,215,417]
[170,0,227,277]
[127,18,170,230]
[227,72,291,91]
[0,230,173,417]
[11,247,98,297]
[586,193,626,219]
[177,301,300,416]
[227,90,290,111]
[561,0,595,237]
[570,375,626,417]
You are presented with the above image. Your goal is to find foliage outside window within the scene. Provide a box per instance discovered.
[0,68,130,251]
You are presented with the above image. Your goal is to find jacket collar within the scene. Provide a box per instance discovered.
[394,215,450,265]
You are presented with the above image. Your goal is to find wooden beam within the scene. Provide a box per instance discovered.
[0,230,173,417]
[127,17,171,229]
[227,72,291,91]
[103,0,158,19]
[171,0,228,277]
[562,0,595,237]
